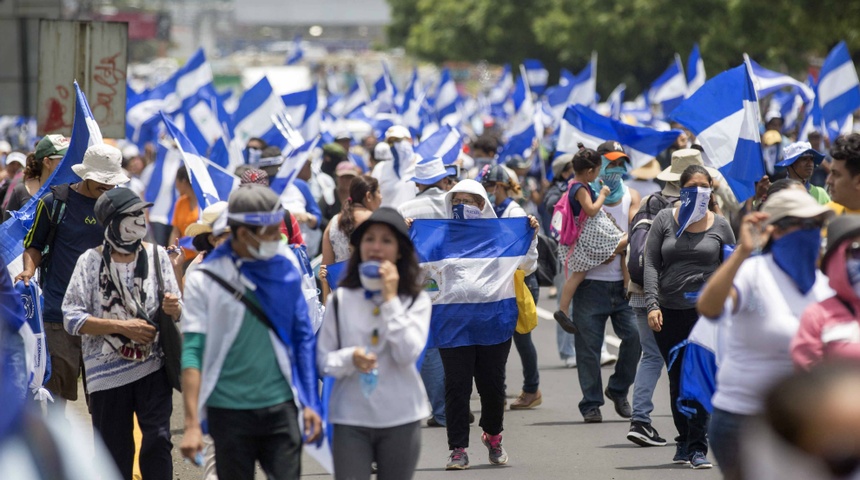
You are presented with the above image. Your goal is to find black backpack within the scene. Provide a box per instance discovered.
[536,234,558,287]
[627,193,675,288]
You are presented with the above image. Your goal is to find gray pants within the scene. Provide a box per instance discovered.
[332,421,421,480]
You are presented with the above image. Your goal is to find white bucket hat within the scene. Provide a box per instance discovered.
[72,144,130,185]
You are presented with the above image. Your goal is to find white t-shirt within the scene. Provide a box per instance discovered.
[586,186,630,282]
[712,254,835,415]
[372,161,417,208]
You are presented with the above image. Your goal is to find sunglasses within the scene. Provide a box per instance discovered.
[774,217,825,231]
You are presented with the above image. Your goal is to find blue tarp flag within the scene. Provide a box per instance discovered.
[649,55,687,119]
[414,124,462,166]
[1,82,101,271]
[818,41,860,134]
[557,104,682,169]
[686,44,706,98]
[410,218,534,349]
[523,59,549,96]
[161,112,235,213]
[669,64,765,202]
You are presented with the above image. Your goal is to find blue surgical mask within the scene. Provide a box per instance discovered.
[452,204,482,219]
[771,228,821,294]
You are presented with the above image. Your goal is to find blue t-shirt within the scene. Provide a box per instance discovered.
[25,186,104,323]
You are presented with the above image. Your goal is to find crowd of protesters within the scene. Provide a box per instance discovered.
[2,102,860,480]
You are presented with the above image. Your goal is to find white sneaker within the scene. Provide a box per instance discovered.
[564,356,577,368]
[600,350,618,366]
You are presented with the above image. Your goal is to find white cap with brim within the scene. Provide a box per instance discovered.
[776,141,825,167]
[657,148,719,182]
[410,157,449,185]
[5,152,26,167]
[185,201,229,238]
[385,125,411,141]
[72,144,130,185]
[761,189,834,226]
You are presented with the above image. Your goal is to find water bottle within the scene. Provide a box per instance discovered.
[360,368,379,398]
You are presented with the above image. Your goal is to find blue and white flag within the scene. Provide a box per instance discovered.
[285,35,303,65]
[232,76,290,150]
[769,89,804,132]
[489,64,514,120]
[271,136,321,197]
[1,82,102,272]
[499,69,538,163]
[607,83,626,120]
[410,218,534,349]
[414,124,462,166]
[368,63,398,115]
[557,104,681,169]
[161,112,234,212]
[127,48,215,145]
[745,56,816,104]
[15,280,51,402]
[398,69,428,139]
[433,68,460,126]
[180,94,232,157]
[621,94,654,126]
[818,41,860,134]
[669,64,764,202]
[676,312,728,416]
[649,55,687,118]
[547,54,598,120]
[144,142,181,225]
[523,59,549,96]
[686,44,706,98]
[282,84,322,141]
[330,81,368,119]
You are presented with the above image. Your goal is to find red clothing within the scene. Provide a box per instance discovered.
[279,212,305,245]
[792,242,860,370]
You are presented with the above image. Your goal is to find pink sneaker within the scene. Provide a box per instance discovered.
[481,432,509,465]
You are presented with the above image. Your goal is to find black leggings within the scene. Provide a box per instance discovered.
[653,307,709,454]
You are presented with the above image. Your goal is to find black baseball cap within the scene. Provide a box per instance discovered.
[597,140,630,162]
[94,187,152,226]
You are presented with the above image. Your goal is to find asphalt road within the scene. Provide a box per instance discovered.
[69,286,722,479]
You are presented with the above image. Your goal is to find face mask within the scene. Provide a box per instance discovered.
[676,186,712,237]
[245,147,262,165]
[771,228,821,294]
[600,157,628,204]
[358,261,383,293]
[118,215,147,242]
[487,192,496,204]
[847,258,860,298]
[452,204,482,219]
[247,231,281,260]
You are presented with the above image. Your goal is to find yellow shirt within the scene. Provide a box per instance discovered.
[827,201,860,216]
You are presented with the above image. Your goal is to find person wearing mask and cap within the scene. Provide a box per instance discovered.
[373,125,418,209]
[16,143,129,413]
[398,155,458,430]
[4,135,69,217]
[180,184,322,480]
[479,165,542,410]
[62,187,181,479]
[777,141,830,205]
[697,189,835,479]
[792,214,860,369]
[0,150,27,219]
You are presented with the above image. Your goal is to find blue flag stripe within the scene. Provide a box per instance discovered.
[409,219,533,262]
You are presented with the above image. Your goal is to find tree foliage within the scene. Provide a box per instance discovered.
[387,0,860,96]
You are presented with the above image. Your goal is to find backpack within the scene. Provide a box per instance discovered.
[627,193,675,287]
[549,180,587,246]
[38,184,71,282]
[535,234,558,287]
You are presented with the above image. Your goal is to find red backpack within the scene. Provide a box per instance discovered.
[549,180,589,246]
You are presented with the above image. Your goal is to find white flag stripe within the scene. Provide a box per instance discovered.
[819,61,860,105]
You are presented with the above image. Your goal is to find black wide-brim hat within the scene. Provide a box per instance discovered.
[349,207,411,248]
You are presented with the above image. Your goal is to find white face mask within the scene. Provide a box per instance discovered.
[118,215,147,242]
[247,231,281,260]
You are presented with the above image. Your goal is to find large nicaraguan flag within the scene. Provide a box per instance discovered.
[410,218,534,349]
[669,64,764,202]
[557,104,682,169]
[1,82,102,274]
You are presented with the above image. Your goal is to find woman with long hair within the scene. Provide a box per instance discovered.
[317,207,430,480]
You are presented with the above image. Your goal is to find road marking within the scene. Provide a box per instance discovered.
[536,306,621,347]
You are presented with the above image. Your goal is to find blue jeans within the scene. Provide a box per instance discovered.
[420,348,446,425]
[514,273,540,393]
[554,268,576,359]
[572,280,641,415]
[631,306,664,424]
[709,407,749,480]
